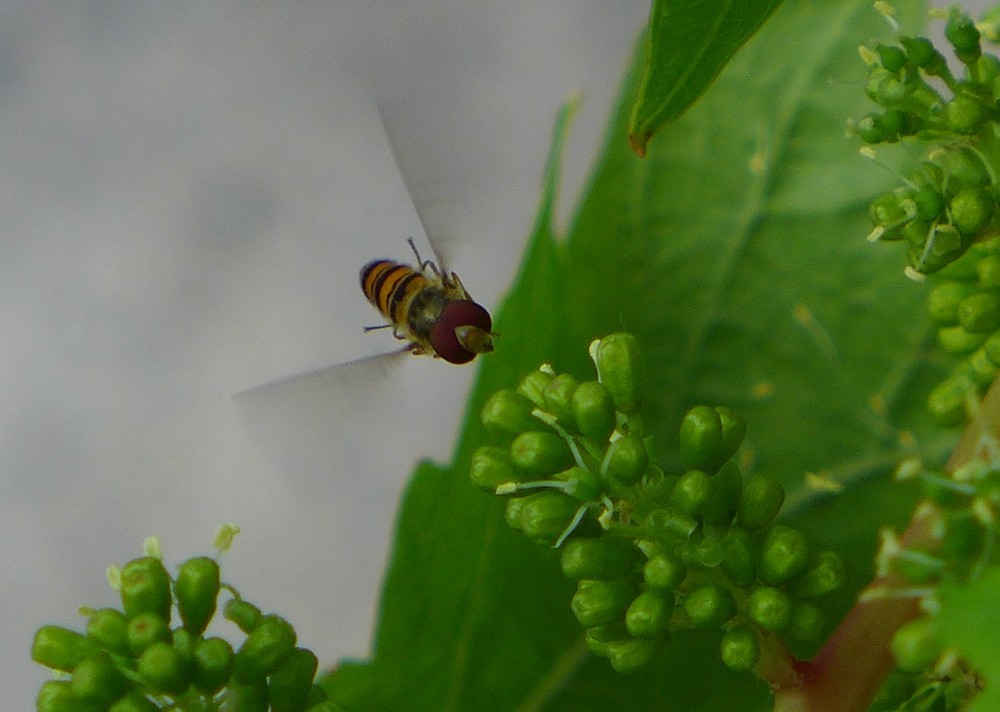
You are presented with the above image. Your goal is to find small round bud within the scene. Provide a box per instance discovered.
[746,586,792,632]
[693,533,726,568]
[605,637,664,673]
[175,556,220,636]
[927,374,973,425]
[571,578,639,627]
[225,678,270,711]
[571,381,616,441]
[945,13,982,64]
[928,281,975,323]
[901,36,947,75]
[737,475,785,530]
[85,608,129,655]
[126,612,171,654]
[31,625,101,673]
[950,188,996,235]
[604,432,648,487]
[517,369,553,408]
[625,590,674,638]
[554,465,602,502]
[679,406,724,471]
[945,95,989,136]
[683,585,736,628]
[716,407,746,463]
[233,614,297,684]
[913,189,945,222]
[891,617,942,673]
[644,507,697,539]
[760,525,811,584]
[504,497,526,530]
[722,528,757,586]
[704,460,743,524]
[789,551,848,598]
[934,147,990,191]
[865,68,908,105]
[193,637,235,695]
[35,681,78,712]
[516,491,580,541]
[876,43,906,72]
[224,598,263,634]
[542,373,579,425]
[70,652,128,704]
[643,552,686,590]
[787,602,826,641]
[938,324,989,355]
[720,625,760,671]
[594,333,645,413]
[560,537,638,580]
[869,191,910,228]
[481,389,537,437]
[978,254,1000,288]
[957,292,1000,333]
[268,647,319,712]
[510,431,573,474]
[120,556,172,621]
[109,691,159,712]
[469,446,521,491]
[671,469,713,517]
[584,622,629,657]
[137,641,190,696]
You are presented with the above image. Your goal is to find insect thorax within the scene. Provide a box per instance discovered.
[407,287,450,339]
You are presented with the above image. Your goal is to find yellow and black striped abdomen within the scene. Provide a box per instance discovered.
[360,259,431,328]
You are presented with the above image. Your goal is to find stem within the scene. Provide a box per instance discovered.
[759,376,1000,711]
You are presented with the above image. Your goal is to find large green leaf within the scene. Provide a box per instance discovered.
[628,0,784,156]
[327,1,950,710]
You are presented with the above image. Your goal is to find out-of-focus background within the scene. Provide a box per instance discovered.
[3,1,649,707]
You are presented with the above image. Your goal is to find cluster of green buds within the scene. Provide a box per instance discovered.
[470,333,849,672]
[925,237,1000,423]
[31,528,333,712]
[859,6,1000,277]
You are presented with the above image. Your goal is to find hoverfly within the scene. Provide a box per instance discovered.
[360,238,494,365]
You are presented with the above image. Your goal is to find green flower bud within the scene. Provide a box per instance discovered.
[193,637,235,695]
[978,254,1000,288]
[939,322,986,354]
[875,108,916,142]
[946,95,989,135]
[876,43,906,72]
[855,114,885,144]
[951,188,996,236]
[934,147,990,191]
[510,431,573,474]
[746,586,792,632]
[175,556,220,636]
[787,602,825,641]
[901,36,943,72]
[517,491,580,541]
[644,507,697,539]
[225,677,270,712]
[571,578,639,627]
[481,389,537,437]
[928,281,975,323]
[233,614,297,683]
[693,533,726,568]
[584,622,629,657]
[704,461,743,524]
[137,640,190,696]
[504,497,526,530]
[721,625,760,671]
[126,612,171,654]
[945,13,981,64]
[109,691,159,712]
[679,406,725,471]
[304,685,331,707]
[642,552,686,590]
[517,368,553,408]
[683,585,736,628]
[967,348,997,388]
[594,333,645,413]
[120,557,172,621]
[671,469,713,517]
[722,528,757,586]
[760,525,811,584]
[869,191,911,228]
[891,617,942,673]
[603,432,648,487]
[789,551,848,598]
[560,537,638,580]
[737,475,785,530]
[469,446,521,492]
[543,373,579,425]
[913,188,945,222]
[605,637,664,673]
[957,292,1000,333]
[554,465,602,502]
[571,381,616,442]
[70,652,128,704]
[927,374,973,425]
[172,627,196,669]
[865,68,908,106]
[36,680,92,712]
[32,625,101,673]
[224,598,263,634]
[85,608,129,656]
[640,467,677,504]
[625,590,674,638]
[716,407,746,462]
[268,647,319,712]
[985,332,1000,367]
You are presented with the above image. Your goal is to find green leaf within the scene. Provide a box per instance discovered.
[937,569,1000,712]
[628,0,784,156]
[328,0,951,710]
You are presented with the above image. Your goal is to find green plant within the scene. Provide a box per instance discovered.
[32,1,1000,710]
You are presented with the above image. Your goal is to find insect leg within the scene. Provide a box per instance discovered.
[407,237,441,277]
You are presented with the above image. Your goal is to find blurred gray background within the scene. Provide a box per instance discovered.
[4,1,649,707]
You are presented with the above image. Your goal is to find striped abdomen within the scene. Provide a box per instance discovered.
[360,259,431,330]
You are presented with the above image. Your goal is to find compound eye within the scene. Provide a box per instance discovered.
[430,301,494,364]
